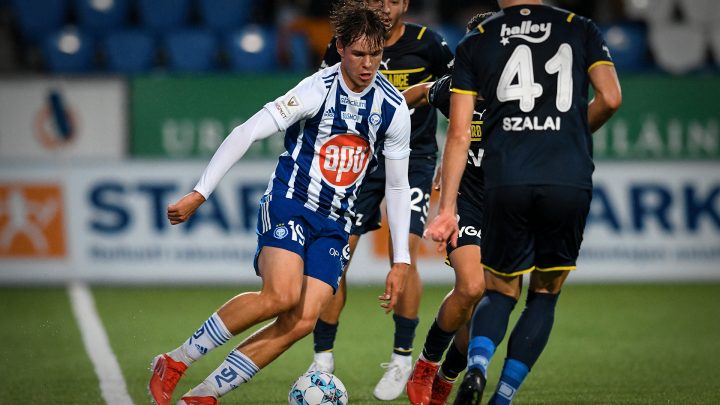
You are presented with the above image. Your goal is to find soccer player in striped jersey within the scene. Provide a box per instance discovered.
[427,1,622,403]
[148,3,413,405]
[310,1,454,400]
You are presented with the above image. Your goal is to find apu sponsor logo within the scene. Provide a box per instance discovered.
[0,184,66,258]
[319,134,370,187]
[500,21,552,45]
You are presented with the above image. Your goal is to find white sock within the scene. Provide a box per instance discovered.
[170,312,233,365]
[391,352,412,367]
[314,351,334,364]
[203,349,259,397]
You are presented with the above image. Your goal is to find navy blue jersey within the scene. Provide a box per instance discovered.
[452,5,613,189]
[428,74,485,204]
[323,23,454,158]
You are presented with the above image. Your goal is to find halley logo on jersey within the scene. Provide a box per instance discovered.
[319,134,370,187]
[0,184,66,258]
[500,21,552,45]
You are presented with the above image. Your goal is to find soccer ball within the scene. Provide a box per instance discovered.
[288,371,349,405]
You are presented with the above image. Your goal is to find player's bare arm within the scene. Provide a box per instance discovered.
[424,91,474,247]
[588,64,622,132]
[402,81,433,110]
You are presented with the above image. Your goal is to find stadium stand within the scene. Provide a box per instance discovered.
[137,0,191,33]
[164,28,219,72]
[103,28,156,73]
[601,23,651,72]
[225,25,277,72]
[10,0,68,43]
[2,0,719,74]
[74,0,130,35]
[42,26,95,72]
[197,0,253,32]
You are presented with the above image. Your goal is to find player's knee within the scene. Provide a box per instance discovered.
[454,279,485,307]
[262,289,301,313]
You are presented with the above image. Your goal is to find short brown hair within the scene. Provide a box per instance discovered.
[330,0,387,52]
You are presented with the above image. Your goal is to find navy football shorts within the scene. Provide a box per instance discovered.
[481,185,591,276]
[254,195,349,292]
[445,192,483,263]
[350,156,436,237]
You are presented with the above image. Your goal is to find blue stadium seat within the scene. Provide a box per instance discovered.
[43,27,95,72]
[137,0,191,32]
[436,24,465,53]
[10,0,69,43]
[164,29,218,72]
[73,0,130,34]
[103,29,156,73]
[225,26,278,72]
[288,33,311,73]
[600,23,651,72]
[198,0,253,32]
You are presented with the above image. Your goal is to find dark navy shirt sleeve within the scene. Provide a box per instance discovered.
[450,32,480,96]
[584,18,614,70]
[427,30,454,77]
[428,74,452,118]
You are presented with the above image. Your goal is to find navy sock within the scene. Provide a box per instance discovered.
[421,319,456,362]
[313,318,338,353]
[393,314,419,356]
[488,359,529,405]
[507,291,560,368]
[489,291,560,404]
[467,290,517,375]
[439,340,467,381]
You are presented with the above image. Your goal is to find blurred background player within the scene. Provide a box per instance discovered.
[402,13,495,405]
[308,0,454,401]
[147,3,413,404]
[426,0,622,404]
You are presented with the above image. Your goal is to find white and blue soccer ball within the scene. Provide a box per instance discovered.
[288,371,349,405]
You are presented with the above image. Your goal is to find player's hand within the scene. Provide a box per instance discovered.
[423,211,459,251]
[167,191,206,225]
[379,263,408,313]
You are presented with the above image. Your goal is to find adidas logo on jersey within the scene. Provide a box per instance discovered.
[500,21,552,45]
[324,107,336,119]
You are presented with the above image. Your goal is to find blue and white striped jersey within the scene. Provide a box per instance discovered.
[263,63,411,232]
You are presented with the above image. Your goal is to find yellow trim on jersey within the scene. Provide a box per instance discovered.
[416,74,433,84]
[588,60,614,72]
[451,87,478,96]
[536,265,577,272]
[483,263,536,277]
[477,24,485,33]
[380,67,426,74]
[417,26,427,40]
[566,13,576,22]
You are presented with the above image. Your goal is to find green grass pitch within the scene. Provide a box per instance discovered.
[1,283,719,404]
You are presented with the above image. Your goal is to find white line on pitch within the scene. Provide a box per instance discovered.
[69,282,134,405]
